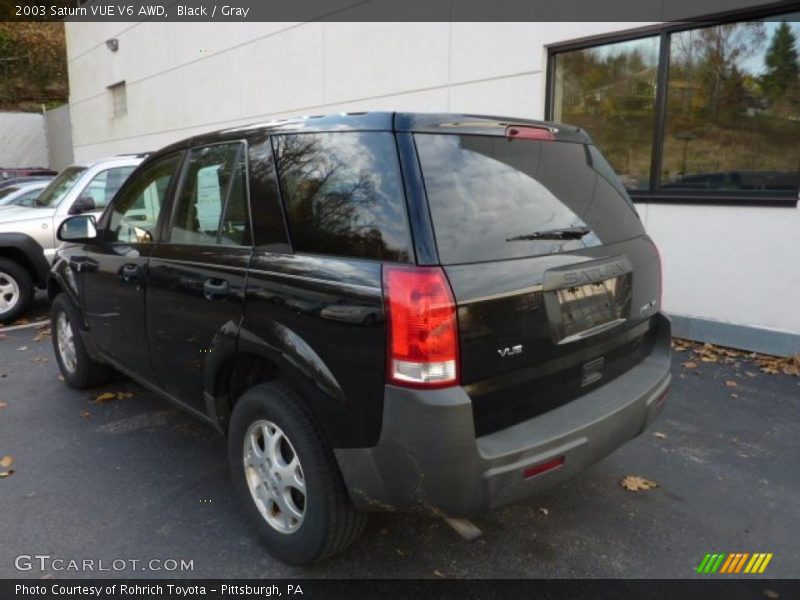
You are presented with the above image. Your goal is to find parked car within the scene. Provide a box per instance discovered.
[0,175,56,190]
[0,156,143,322]
[0,167,57,181]
[661,170,800,193]
[48,112,670,564]
[0,180,51,207]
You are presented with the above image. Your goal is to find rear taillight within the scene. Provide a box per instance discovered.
[383,265,459,389]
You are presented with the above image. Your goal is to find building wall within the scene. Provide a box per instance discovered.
[65,21,800,355]
[44,104,75,170]
[0,111,48,168]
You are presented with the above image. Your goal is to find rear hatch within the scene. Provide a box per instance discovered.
[414,124,662,436]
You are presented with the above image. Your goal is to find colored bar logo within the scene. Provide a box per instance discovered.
[696,553,773,574]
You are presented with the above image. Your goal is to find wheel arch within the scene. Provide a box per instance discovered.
[207,323,349,447]
[0,233,49,288]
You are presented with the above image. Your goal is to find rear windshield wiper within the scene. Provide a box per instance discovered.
[506,225,592,242]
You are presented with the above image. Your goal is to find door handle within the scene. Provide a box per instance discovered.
[203,278,229,300]
[120,263,141,283]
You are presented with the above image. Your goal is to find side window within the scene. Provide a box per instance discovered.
[82,166,137,209]
[248,135,290,250]
[272,132,411,262]
[170,143,251,246]
[106,154,181,243]
[14,189,42,207]
[220,149,251,246]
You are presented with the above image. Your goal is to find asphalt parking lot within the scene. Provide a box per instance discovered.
[0,317,798,579]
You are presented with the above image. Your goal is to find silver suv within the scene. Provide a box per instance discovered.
[0,155,144,322]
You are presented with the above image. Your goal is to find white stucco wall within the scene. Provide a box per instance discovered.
[64,21,800,348]
[0,111,48,168]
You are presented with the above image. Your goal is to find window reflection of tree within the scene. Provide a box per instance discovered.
[555,38,659,189]
[275,134,408,262]
[664,21,800,189]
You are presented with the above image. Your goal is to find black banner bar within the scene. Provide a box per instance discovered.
[2,0,798,22]
[3,579,800,600]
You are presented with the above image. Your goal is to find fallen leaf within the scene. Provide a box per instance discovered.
[0,402,7,409]
[670,339,690,352]
[730,393,739,398]
[681,361,698,369]
[763,590,779,599]
[746,371,758,378]
[17,346,28,352]
[538,507,549,516]
[653,432,668,439]
[31,357,49,363]
[57,375,64,381]
[724,380,738,387]
[433,570,445,578]
[32,329,51,342]
[13,318,29,326]
[395,548,406,556]
[0,455,13,469]
[92,391,134,404]
[80,411,91,418]
[620,475,658,492]
[0,470,14,478]
[755,354,800,376]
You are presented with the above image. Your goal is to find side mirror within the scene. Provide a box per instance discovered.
[69,195,96,215]
[57,215,98,243]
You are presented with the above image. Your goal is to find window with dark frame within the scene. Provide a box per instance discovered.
[169,143,252,247]
[548,13,800,205]
[272,132,412,262]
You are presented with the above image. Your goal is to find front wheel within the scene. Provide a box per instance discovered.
[228,382,366,564]
[0,258,33,324]
[50,293,114,389]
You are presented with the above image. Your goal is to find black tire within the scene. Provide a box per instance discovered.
[0,258,34,324]
[50,293,115,389]
[228,381,366,564]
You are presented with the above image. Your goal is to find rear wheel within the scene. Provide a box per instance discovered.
[228,381,366,564]
[51,293,114,389]
[0,258,33,324]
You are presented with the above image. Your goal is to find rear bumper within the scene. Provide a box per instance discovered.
[335,314,672,517]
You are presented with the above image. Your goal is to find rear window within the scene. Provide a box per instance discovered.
[415,134,644,264]
[273,132,411,262]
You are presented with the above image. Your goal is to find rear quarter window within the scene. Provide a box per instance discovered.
[273,132,411,263]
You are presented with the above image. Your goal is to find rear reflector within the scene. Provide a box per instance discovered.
[383,265,459,389]
[505,125,555,141]
[523,456,565,479]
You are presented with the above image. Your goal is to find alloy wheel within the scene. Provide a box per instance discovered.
[55,311,78,374]
[243,419,307,534]
[0,272,20,316]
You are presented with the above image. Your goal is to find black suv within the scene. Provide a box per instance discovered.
[49,113,671,564]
